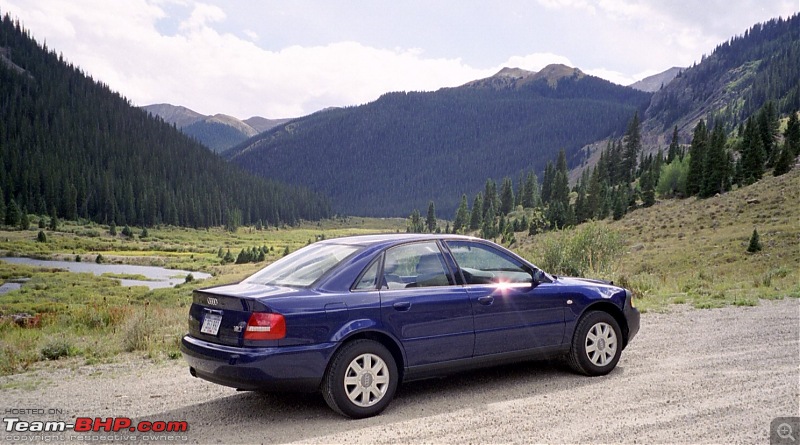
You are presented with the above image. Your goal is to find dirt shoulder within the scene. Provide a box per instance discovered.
[2,298,798,444]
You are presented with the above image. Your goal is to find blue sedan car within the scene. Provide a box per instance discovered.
[181,234,639,418]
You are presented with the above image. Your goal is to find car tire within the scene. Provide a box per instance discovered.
[322,339,398,419]
[567,311,622,376]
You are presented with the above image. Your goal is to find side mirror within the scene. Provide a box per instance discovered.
[533,269,546,285]
[532,269,553,285]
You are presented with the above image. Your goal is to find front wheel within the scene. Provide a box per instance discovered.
[567,311,622,376]
[322,339,398,418]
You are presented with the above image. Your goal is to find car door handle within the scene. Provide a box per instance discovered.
[393,302,411,311]
[477,296,494,305]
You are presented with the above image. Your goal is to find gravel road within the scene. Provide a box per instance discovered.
[2,298,798,444]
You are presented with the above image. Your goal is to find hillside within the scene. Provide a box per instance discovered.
[0,13,330,228]
[642,14,800,146]
[226,65,652,217]
[571,14,799,181]
[519,167,800,311]
[142,103,291,153]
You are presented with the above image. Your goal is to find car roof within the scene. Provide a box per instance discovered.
[318,233,482,248]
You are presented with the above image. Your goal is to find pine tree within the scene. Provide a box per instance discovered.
[499,177,515,215]
[5,199,20,226]
[19,210,30,231]
[482,179,497,218]
[49,206,59,231]
[469,193,483,230]
[407,209,424,233]
[541,162,554,204]
[757,101,780,166]
[740,117,765,185]
[747,228,762,253]
[574,179,589,223]
[612,187,627,220]
[587,166,602,219]
[622,112,642,182]
[786,111,800,158]
[453,194,469,233]
[425,201,437,233]
[701,122,730,197]
[686,120,708,196]
[548,149,571,228]
[37,230,47,243]
[481,201,497,239]
[640,170,656,207]
[0,188,5,224]
[773,116,797,176]
[773,141,794,176]
[667,125,680,163]
[522,172,540,208]
[109,222,117,236]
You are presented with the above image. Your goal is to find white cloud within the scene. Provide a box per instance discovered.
[1,0,493,118]
[1,0,795,119]
[242,29,258,42]
[584,68,637,86]
[536,0,597,14]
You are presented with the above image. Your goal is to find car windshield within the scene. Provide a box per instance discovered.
[243,243,361,287]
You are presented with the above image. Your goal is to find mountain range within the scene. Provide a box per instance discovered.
[2,9,796,225]
[0,13,330,228]
[224,14,799,218]
[224,65,653,217]
[141,103,291,153]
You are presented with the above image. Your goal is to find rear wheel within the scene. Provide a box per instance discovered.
[322,339,398,418]
[567,311,622,376]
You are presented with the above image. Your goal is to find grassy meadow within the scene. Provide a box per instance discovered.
[0,169,797,376]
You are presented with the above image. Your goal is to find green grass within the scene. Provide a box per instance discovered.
[100,272,154,281]
[517,168,800,312]
[0,217,406,375]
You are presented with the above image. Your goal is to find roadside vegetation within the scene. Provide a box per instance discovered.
[518,167,799,312]
[0,217,405,375]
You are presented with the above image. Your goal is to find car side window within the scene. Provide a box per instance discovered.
[382,242,454,289]
[353,256,381,291]
[445,241,532,285]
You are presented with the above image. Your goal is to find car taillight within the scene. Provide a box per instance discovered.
[244,312,286,340]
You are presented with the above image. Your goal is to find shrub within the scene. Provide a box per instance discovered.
[121,310,158,352]
[657,156,690,198]
[40,339,75,361]
[36,230,47,243]
[535,222,624,277]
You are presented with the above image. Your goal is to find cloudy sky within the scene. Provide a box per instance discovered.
[1,0,796,119]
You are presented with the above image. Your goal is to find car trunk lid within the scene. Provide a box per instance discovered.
[188,283,299,347]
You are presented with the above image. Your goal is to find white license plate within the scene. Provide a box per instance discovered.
[200,313,222,335]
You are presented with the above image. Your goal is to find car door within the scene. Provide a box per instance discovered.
[444,240,566,357]
[379,241,474,367]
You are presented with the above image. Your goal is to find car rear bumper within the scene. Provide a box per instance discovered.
[181,335,337,392]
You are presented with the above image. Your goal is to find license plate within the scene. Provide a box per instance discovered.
[200,313,222,335]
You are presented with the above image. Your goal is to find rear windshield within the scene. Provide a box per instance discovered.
[243,243,361,287]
